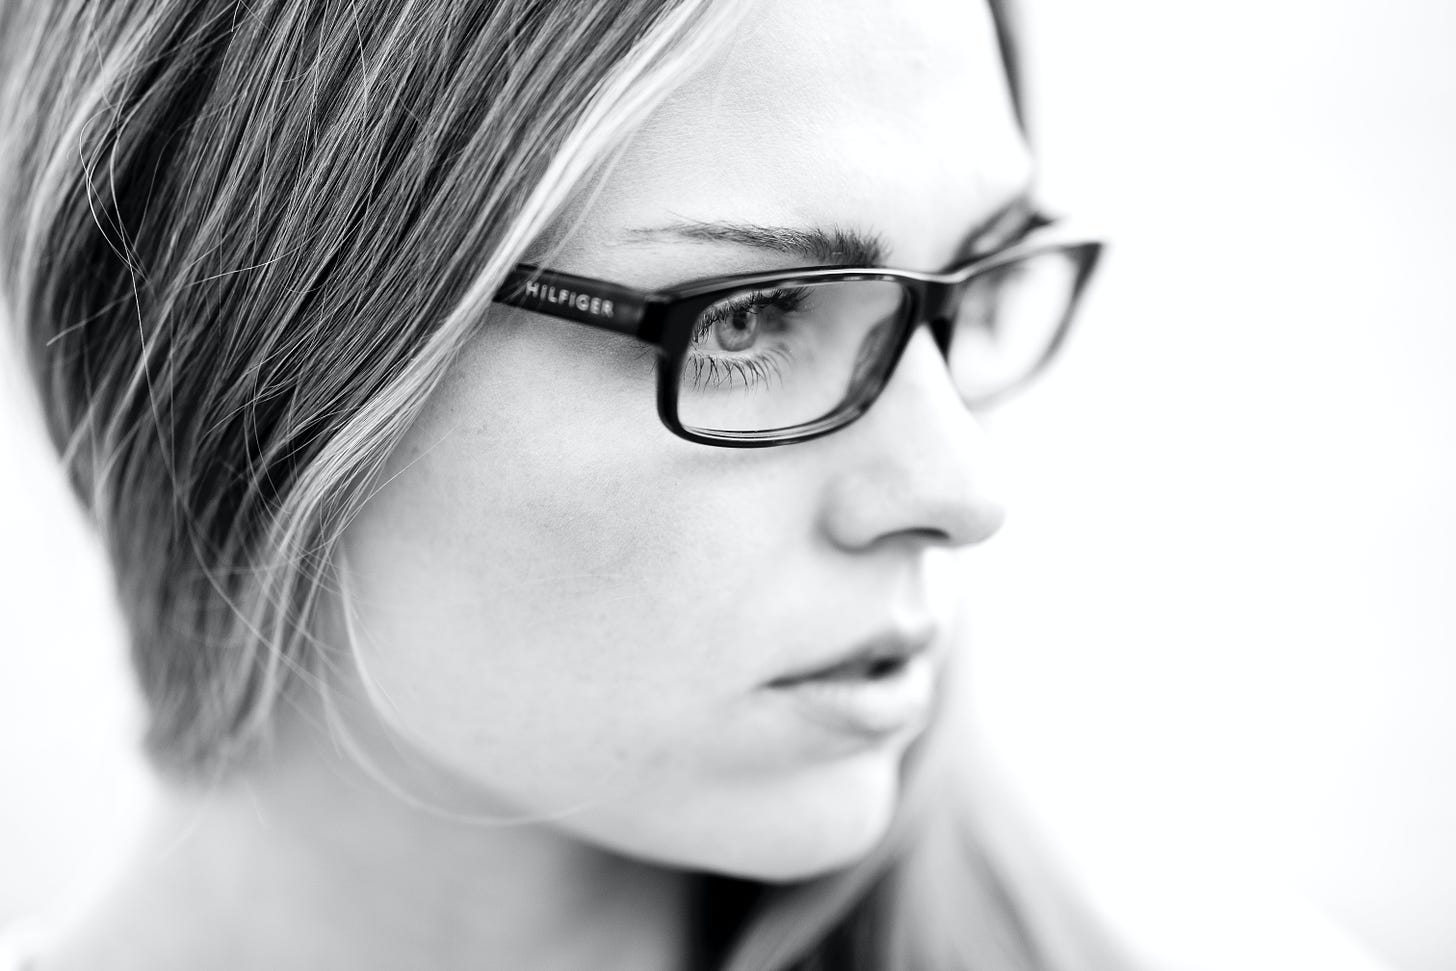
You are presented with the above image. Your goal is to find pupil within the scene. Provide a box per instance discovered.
[714,308,758,351]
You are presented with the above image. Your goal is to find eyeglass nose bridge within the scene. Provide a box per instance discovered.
[914,279,964,357]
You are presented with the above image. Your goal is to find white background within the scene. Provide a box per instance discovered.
[973,2,1455,969]
[2,1,1453,969]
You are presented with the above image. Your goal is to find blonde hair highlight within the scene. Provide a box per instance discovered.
[0,0,742,777]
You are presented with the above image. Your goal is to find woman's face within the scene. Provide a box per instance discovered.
[340,0,1029,880]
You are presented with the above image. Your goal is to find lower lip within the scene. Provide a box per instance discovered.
[767,654,936,740]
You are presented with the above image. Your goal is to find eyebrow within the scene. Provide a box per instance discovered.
[627,222,887,266]
[627,190,1037,270]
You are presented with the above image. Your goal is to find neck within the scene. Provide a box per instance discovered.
[45,702,692,971]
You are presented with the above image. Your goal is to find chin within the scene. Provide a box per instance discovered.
[600,751,907,884]
[726,808,897,884]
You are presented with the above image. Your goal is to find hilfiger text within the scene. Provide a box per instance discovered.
[524,280,614,318]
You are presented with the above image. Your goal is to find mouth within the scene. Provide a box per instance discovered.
[764,632,938,740]
[767,631,933,688]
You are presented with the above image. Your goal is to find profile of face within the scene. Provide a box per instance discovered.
[339,0,1030,881]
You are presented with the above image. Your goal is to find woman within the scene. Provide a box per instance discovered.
[0,0,1114,967]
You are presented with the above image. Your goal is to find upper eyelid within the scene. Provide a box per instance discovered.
[694,286,810,326]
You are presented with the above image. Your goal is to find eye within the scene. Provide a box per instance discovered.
[714,304,760,352]
[693,287,810,355]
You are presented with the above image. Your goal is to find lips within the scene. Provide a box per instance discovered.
[764,631,939,741]
[767,630,935,688]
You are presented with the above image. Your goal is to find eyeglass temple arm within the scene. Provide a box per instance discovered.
[495,265,650,338]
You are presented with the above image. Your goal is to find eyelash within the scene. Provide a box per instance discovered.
[685,287,810,391]
[684,349,792,391]
[692,287,810,337]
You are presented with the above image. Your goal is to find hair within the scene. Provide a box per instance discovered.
[0,1,1118,967]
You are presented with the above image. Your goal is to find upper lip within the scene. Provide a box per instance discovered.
[766,627,939,687]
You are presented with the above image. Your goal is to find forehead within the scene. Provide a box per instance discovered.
[556,0,1030,276]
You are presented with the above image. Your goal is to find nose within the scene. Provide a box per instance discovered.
[819,327,1007,552]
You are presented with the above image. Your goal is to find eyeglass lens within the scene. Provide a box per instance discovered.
[673,248,1081,436]
[947,248,1082,403]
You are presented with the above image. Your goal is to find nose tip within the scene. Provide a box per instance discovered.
[820,329,1007,552]
[915,474,1007,548]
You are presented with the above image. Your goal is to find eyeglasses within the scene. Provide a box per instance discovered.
[493,227,1103,447]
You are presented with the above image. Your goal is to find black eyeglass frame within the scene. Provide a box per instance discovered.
[494,234,1103,447]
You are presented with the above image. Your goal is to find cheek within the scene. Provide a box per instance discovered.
[334,315,915,879]
[337,320,820,798]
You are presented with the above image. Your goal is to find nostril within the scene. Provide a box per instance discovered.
[908,527,953,545]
